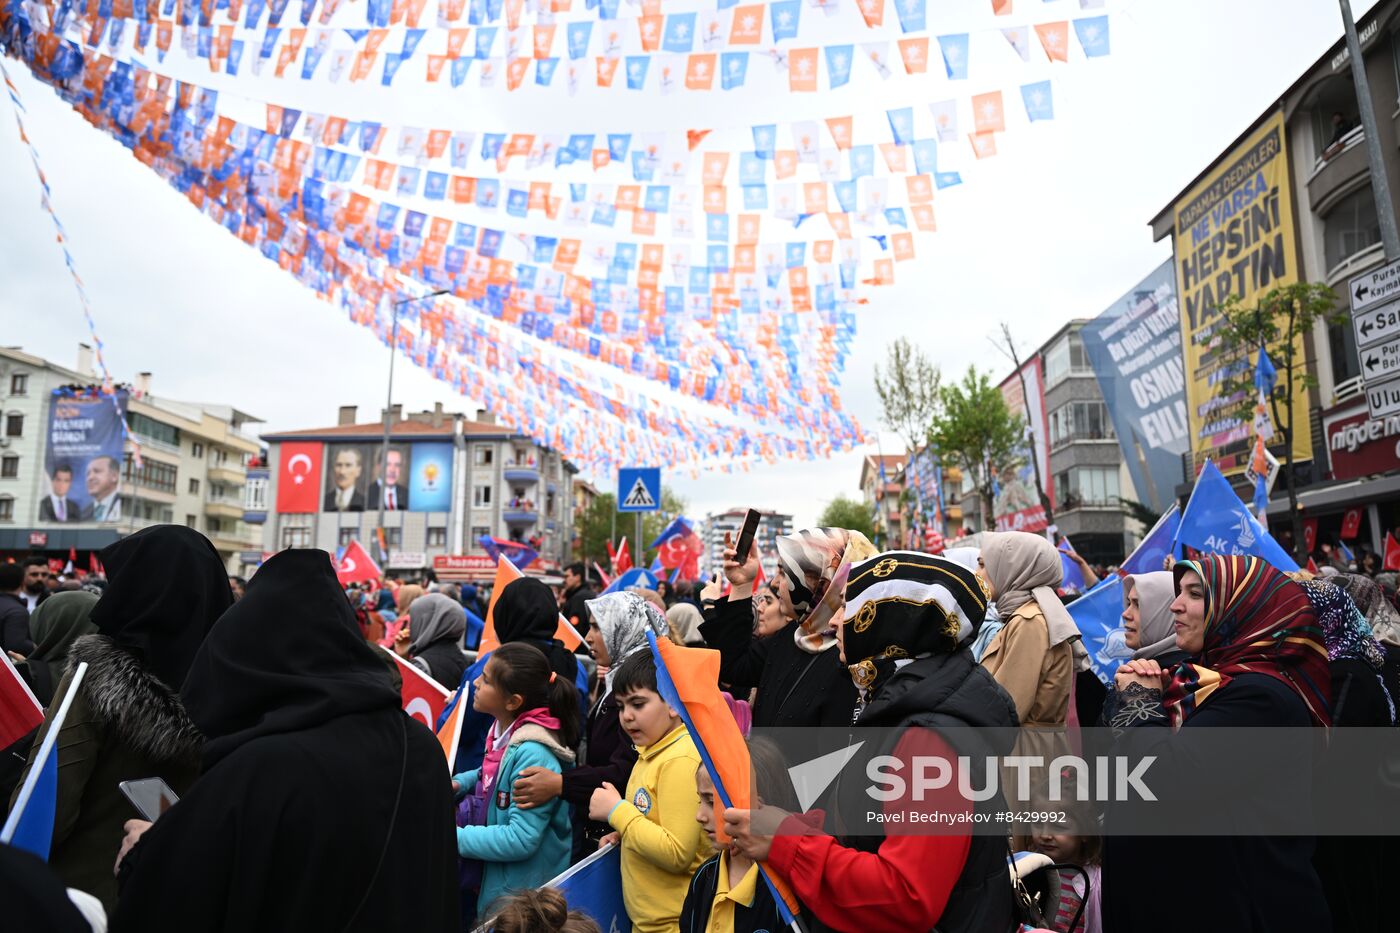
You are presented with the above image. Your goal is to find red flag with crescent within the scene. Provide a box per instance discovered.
[334,540,382,586]
[276,442,323,512]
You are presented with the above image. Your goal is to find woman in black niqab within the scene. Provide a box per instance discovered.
[492,577,580,684]
[110,549,458,933]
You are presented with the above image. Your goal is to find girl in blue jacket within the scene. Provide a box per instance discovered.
[454,642,581,922]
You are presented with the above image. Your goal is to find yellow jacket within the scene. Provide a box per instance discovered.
[608,725,712,933]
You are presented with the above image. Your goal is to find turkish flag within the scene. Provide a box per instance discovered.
[1302,518,1318,555]
[334,540,382,586]
[1385,534,1400,572]
[276,442,323,513]
[381,648,449,730]
[1,654,42,747]
[658,531,703,580]
[1340,508,1362,540]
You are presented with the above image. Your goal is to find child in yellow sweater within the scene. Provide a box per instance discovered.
[589,649,711,933]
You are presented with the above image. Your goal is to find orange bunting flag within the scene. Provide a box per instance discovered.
[639,14,663,51]
[911,203,937,232]
[970,131,998,159]
[702,152,730,185]
[898,37,929,74]
[1035,21,1070,62]
[906,174,934,203]
[973,90,1005,133]
[825,116,853,150]
[729,4,763,43]
[596,56,619,86]
[892,232,915,261]
[879,142,908,173]
[856,0,883,27]
[991,0,1011,14]
[506,57,529,90]
[686,54,716,90]
[687,129,712,150]
[788,48,818,92]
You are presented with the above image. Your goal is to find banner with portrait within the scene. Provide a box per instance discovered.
[40,389,128,524]
[995,358,1051,533]
[322,442,455,513]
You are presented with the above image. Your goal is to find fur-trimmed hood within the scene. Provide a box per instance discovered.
[507,722,576,765]
[68,634,204,764]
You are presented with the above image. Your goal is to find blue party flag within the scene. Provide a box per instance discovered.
[1176,461,1298,571]
[1021,80,1054,121]
[1073,15,1110,57]
[937,33,969,79]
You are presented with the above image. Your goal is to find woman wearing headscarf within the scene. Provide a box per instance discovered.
[109,548,457,933]
[512,591,670,859]
[977,531,1086,727]
[1099,571,1185,724]
[17,591,99,706]
[493,577,580,686]
[700,526,875,728]
[8,525,231,912]
[393,593,469,690]
[1336,571,1400,703]
[1101,555,1332,933]
[723,551,1019,933]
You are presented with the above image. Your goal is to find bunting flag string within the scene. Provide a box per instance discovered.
[0,57,141,462]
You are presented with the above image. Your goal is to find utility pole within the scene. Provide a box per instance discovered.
[1340,0,1400,259]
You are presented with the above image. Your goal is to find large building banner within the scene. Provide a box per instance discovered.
[1080,260,1190,512]
[41,389,128,523]
[995,357,1051,534]
[1170,109,1309,475]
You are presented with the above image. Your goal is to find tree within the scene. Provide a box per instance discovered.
[572,488,689,572]
[927,366,1025,532]
[818,495,875,541]
[874,338,941,451]
[1213,282,1343,563]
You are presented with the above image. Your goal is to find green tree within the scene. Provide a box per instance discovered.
[818,495,875,541]
[874,338,941,451]
[1213,282,1343,562]
[572,488,689,571]
[927,366,1025,531]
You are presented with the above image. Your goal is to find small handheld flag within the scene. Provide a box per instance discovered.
[1,662,88,860]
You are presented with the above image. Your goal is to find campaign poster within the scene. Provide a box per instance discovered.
[323,443,372,512]
[1170,109,1308,475]
[41,389,128,524]
[408,442,453,512]
[365,444,416,512]
[1080,260,1190,512]
[995,358,1051,533]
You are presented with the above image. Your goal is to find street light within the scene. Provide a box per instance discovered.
[379,289,451,541]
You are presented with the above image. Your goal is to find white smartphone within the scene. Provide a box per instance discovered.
[118,778,180,821]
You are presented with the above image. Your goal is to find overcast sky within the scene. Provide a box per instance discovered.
[0,0,1375,527]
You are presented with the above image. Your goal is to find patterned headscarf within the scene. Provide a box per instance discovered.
[776,527,878,653]
[1165,556,1330,730]
[585,591,669,693]
[1296,578,1387,671]
[1335,573,1400,648]
[842,551,988,696]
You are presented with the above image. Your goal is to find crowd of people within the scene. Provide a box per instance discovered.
[1,518,1398,933]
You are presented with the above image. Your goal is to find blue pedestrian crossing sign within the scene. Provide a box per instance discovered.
[617,468,661,512]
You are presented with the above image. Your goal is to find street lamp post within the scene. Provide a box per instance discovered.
[379,290,451,545]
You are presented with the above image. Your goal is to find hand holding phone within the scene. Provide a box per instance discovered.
[733,509,761,565]
[119,778,179,822]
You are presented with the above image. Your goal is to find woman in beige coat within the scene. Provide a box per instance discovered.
[977,531,1085,727]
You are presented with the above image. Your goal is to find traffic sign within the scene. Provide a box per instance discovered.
[1352,299,1400,350]
[1348,257,1400,312]
[617,467,661,512]
[1364,373,1400,420]
[1360,334,1400,383]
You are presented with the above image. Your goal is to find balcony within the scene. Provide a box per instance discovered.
[205,499,244,521]
[502,506,539,525]
[1307,125,1368,215]
[504,463,540,484]
[208,464,246,485]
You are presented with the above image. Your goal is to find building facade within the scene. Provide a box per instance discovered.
[0,344,263,573]
[259,405,577,580]
[700,508,793,581]
[1148,0,1400,556]
[859,453,905,549]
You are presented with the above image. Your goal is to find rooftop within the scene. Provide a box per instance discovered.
[262,418,522,441]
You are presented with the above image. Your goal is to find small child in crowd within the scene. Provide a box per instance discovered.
[454,643,580,926]
[1027,830,1102,933]
[485,888,601,933]
[680,736,800,933]
[587,649,712,933]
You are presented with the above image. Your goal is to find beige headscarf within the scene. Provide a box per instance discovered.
[981,531,1089,671]
[395,584,424,615]
[1122,571,1178,660]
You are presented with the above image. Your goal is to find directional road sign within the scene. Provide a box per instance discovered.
[1364,374,1400,420]
[1352,299,1400,351]
[1360,334,1400,383]
[617,468,661,512]
[1349,257,1400,313]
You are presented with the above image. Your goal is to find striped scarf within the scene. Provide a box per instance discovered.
[1164,556,1331,730]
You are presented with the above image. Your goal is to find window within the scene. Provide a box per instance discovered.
[383,528,402,548]
[0,455,16,478]
[471,525,490,545]
[186,514,197,528]
[282,526,313,548]
[189,477,201,495]
[1324,185,1381,271]
[473,485,492,507]
[1043,332,1091,387]
[1329,317,1362,386]
[474,446,494,466]
[1054,467,1121,510]
[192,442,205,458]
[338,527,357,547]
[427,527,447,547]
[1048,401,1115,448]
[0,497,11,521]
[207,517,223,535]
[245,477,268,511]
[4,414,22,437]
[122,454,178,494]
[9,373,27,395]
[128,413,179,448]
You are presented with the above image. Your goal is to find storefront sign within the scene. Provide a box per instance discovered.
[1324,404,1400,480]
[28,532,48,547]
[388,550,428,569]
[432,554,496,574]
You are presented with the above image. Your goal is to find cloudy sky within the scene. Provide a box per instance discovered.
[0,0,1374,527]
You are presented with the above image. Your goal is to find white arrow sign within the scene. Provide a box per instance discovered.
[1353,299,1400,350]
[1349,257,1400,312]
[1365,373,1400,420]
[1360,334,1400,383]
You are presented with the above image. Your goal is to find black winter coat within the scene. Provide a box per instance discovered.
[561,689,638,859]
[0,592,32,656]
[699,595,858,728]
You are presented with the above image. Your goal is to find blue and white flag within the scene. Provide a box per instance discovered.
[1,663,89,860]
[1021,80,1054,121]
[1073,15,1110,57]
[937,33,969,79]
[1176,461,1298,571]
[1067,578,1128,686]
[1120,504,1181,576]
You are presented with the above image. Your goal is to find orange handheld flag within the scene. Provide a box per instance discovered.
[478,557,582,654]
